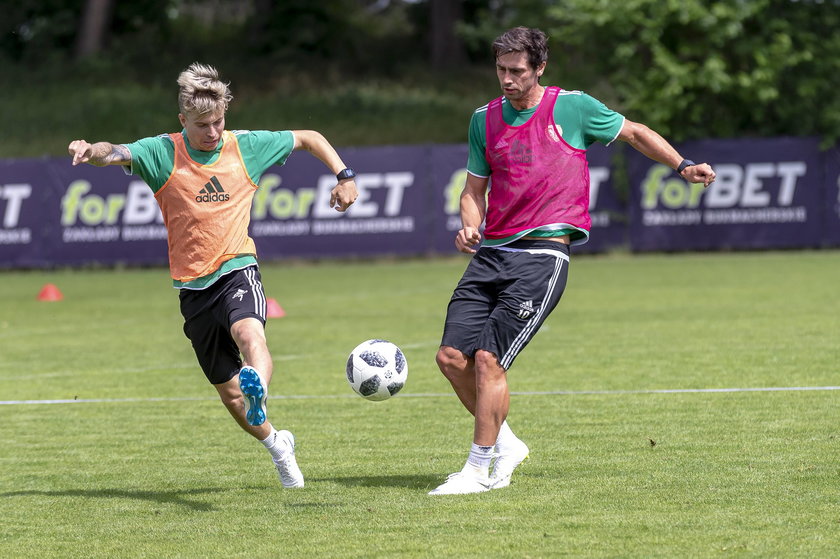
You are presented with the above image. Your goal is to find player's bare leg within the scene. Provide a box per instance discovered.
[474,350,529,488]
[472,350,508,446]
[431,347,528,494]
[228,317,303,488]
[436,345,477,413]
[214,378,271,439]
[231,318,272,426]
[231,318,273,384]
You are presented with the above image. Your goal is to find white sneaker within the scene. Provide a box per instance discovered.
[239,367,267,426]
[428,470,492,495]
[273,430,304,488]
[491,438,529,489]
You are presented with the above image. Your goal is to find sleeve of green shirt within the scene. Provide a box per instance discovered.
[466,107,491,177]
[123,134,176,193]
[575,92,625,148]
[233,130,295,185]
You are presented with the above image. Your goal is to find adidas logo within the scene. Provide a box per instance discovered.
[511,140,533,164]
[517,300,535,320]
[195,176,230,203]
[494,138,509,150]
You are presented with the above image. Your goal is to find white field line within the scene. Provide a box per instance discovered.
[0,343,437,377]
[0,352,347,379]
[1,385,839,406]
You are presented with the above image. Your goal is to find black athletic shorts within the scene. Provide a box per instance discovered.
[441,239,570,370]
[179,265,267,384]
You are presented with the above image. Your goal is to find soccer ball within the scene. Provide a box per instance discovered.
[346,339,408,401]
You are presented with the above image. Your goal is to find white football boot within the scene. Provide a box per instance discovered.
[490,438,530,489]
[428,468,492,495]
[273,430,304,488]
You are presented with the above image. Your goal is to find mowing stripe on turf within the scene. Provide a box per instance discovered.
[2,385,839,406]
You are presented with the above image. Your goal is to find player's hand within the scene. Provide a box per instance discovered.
[68,140,94,166]
[331,179,358,212]
[681,163,716,188]
[455,227,481,254]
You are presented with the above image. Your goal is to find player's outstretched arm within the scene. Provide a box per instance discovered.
[618,120,716,187]
[292,130,358,212]
[68,140,131,167]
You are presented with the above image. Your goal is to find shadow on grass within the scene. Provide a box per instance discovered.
[309,474,441,489]
[1,487,224,511]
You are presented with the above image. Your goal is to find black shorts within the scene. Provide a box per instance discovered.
[179,265,267,384]
[441,239,570,370]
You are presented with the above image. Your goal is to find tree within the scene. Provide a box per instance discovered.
[75,0,114,59]
[429,0,467,69]
[544,0,840,145]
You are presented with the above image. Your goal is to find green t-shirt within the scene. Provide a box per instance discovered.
[467,89,625,244]
[123,129,295,288]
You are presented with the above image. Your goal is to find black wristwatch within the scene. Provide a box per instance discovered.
[336,168,356,181]
[676,159,696,174]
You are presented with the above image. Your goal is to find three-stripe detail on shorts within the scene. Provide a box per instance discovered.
[493,246,569,369]
[244,267,266,319]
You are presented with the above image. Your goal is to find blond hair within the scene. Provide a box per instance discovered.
[176,62,233,116]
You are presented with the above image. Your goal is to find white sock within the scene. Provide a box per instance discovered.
[495,421,518,450]
[260,428,289,461]
[464,443,494,477]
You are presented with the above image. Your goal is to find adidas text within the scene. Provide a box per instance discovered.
[195,192,230,203]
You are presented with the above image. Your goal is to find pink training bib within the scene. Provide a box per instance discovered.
[484,86,591,240]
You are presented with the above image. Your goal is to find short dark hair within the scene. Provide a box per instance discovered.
[492,27,548,70]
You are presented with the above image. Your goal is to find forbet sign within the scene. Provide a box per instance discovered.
[630,137,822,251]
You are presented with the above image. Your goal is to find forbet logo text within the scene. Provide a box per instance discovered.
[60,180,165,242]
[640,162,808,226]
[250,171,415,237]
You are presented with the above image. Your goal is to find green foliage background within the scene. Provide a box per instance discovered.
[2,0,840,156]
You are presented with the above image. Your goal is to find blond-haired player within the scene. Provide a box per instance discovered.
[68,62,359,489]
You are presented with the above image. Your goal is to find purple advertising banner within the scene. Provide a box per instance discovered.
[628,137,824,251]
[575,143,628,254]
[46,161,169,266]
[825,146,840,246]
[0,159,51,268]
[0,138,836,270]
[250,145,431,259]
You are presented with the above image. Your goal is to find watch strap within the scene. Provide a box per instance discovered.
[336,168,356,181]
[677,159,696,174]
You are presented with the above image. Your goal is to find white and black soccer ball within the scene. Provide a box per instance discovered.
[346,339,408,401]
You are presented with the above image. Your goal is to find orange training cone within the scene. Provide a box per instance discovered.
[37,283,63,301]
[266,298,286,318]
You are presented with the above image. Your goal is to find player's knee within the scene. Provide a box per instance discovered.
[231,318,266,345]
[217,385,243,408]
[436,346,468,379]
[474,350,504,381]
[220,392,239,410]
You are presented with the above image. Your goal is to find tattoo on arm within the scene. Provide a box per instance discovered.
[90,143,131,166]
[103,143,131,166]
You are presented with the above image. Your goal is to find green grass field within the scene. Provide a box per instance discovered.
[1,251,838,558]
